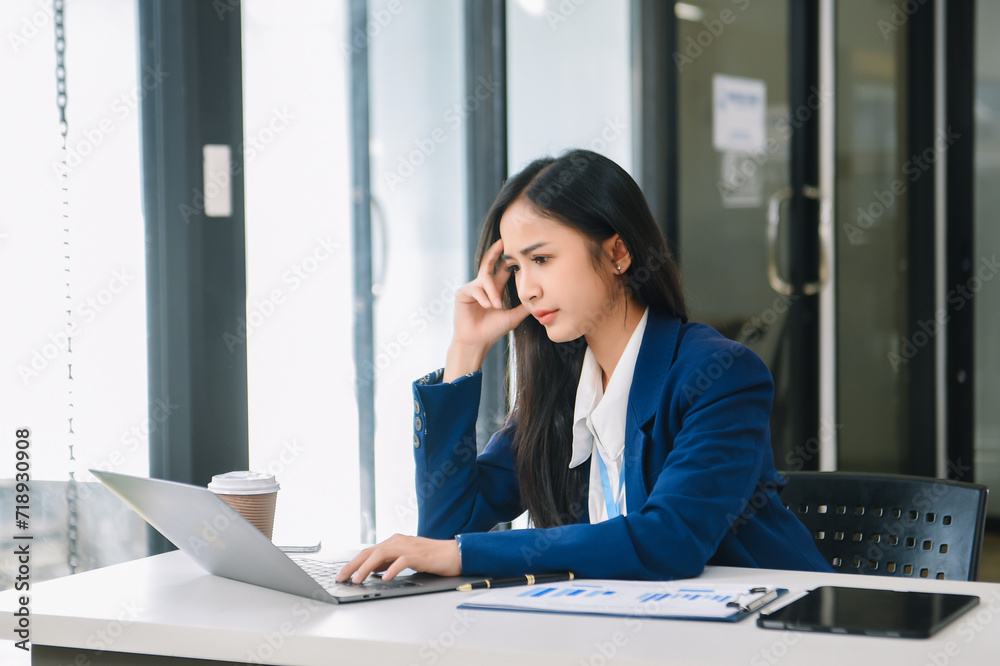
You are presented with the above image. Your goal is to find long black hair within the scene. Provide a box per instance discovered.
[475,149,688,527]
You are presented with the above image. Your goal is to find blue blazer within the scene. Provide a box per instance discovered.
[412,310,832,579]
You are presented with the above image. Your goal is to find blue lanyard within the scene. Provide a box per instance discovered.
[596,452,625,519]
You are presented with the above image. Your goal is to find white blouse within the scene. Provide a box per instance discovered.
[568,308,649,523]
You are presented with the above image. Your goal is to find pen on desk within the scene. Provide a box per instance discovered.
[458,572,575,591]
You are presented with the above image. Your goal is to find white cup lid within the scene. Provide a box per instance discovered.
[207,470,279,494]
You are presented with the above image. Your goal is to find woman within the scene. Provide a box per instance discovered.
[337,149,831,583]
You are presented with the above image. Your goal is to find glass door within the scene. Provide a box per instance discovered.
[675,0,921,473]
[676,0,820,469]
[832,0,911,472]
[367,0,469,541]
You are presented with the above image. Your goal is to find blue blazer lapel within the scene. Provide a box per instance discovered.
[623,311,681,509]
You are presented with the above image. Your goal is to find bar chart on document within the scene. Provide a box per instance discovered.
[458,580,785,621]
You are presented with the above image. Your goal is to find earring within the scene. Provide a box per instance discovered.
[616,265,622,273]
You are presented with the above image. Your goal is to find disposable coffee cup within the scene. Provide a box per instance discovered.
[207,471,280,540]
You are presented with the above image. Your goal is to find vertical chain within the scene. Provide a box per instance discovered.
[54,0,79,575]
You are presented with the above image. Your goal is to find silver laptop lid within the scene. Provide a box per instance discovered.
[92,470,339,602]
[91,470,481,603]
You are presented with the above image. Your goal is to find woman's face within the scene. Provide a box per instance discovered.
[499,197,621,345]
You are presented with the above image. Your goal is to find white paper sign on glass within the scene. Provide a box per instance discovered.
[713,74,767,152]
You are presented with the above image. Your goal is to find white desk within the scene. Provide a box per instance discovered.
[3,551,1000,665]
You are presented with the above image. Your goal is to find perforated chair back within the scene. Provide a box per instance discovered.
[780,471,988,581]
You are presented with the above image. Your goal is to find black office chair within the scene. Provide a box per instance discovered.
[780,471,989,581]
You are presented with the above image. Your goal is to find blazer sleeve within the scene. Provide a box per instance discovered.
[412,370,524,538]
[456,341,776,580]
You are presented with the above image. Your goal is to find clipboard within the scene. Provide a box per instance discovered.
[458,579,787,622]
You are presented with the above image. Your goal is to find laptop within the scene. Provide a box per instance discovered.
[92,469,482,603]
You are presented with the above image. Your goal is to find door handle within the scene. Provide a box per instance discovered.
[766,185,828,296]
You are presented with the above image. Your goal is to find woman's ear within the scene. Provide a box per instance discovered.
[603,234,632,274]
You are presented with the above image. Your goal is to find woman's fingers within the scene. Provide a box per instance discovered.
[502,302,530,329]
[449,237,524,355]
[335,546,378,583]
[333,535,462,583]
[378,537,461,581]
[334,536,403,583]
[350,552,392,584]
[479,238,505,277]
[478,239,507,309]
[458,239,515,314]
[337,540,401,583]
[458,282,495,310]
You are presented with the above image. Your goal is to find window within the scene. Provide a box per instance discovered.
[244,0,470,545]
[1,0,148,586]
[507,0,633,173]
[368,0,467,539]
[242,0,359,547]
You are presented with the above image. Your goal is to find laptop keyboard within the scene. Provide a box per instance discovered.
[290,557,421,592]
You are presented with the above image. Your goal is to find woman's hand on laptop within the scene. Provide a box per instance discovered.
[335,534,461,584]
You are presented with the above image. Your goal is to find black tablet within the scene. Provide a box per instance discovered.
[757,586,979,638]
